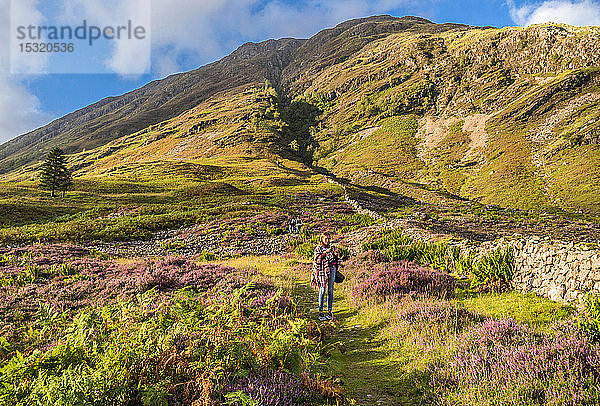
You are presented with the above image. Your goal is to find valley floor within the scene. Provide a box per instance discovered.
[0,165,597,405]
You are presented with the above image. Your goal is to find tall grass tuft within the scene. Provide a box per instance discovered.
[363,229,460,272]
[578,293,600,343]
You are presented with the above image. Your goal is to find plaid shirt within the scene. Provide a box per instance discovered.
[310,244,339,289]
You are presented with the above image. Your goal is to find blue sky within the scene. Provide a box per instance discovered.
[2,0,600,144]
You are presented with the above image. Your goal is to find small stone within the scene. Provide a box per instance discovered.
[580,267,592,282]
[548,284,566,302]
[563,290,573,303]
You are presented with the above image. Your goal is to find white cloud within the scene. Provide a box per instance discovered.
[57,0,151,76]
[0,78,54,144]
[9,0,49,74]
[154,48,183,77]
[0,0,54,145]
[104,0,151,76]
[509,0,600,26]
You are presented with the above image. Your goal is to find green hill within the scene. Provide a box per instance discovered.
[1,15,599,216]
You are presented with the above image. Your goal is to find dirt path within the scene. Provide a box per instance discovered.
[292,280,413,405]
[325,298,415,405]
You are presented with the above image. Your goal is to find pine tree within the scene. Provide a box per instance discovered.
[59,167,73,197]
[39,147,72,197]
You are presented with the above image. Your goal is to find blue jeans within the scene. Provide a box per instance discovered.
[318,265,336,313]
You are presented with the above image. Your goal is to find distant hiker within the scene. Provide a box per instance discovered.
[311,233,340,321]
[287,218,304,234]
[288,218,297,234]
[294,218,304,233]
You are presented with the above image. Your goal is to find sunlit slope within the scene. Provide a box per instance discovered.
[1,16,599,214]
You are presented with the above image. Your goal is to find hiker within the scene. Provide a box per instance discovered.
[294,218,304,233]
[311,233,340,321]
[288,218,298,234]
[287,218,304,234]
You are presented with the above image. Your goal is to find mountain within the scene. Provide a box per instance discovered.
[0,37,304,173]
[1,15,599,214]
[0,16,465,174]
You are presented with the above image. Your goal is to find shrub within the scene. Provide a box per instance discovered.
[159,239,187,251]
[294,242,316,260]
[224,369,317,406]
[382,241,460,272]
[578,293,600,343]
[362,228,411,251]
[427,320,600,405]
[391,299,480,331]
[337,246,351,261]
[0,282,320,405]
[469,248,514,293]
[376,298,484,361]
[352,262,456,302]
[364,229,515,292]
[197,250,220,261]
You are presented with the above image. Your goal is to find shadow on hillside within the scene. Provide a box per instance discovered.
[402,180,470,202]
[309,164,419,212]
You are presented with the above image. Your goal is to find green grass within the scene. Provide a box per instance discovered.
[462,128,549,210]
[314,270,576,405]
[0,158,342,243]
[324,115,422,181]
[459,291,574,331]
[545,146,600,214]
[222,250,580,406]
[434,120,470,164]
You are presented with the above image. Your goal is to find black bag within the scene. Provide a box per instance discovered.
[335,270,345,283]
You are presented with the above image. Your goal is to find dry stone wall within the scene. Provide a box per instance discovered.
[477,237,600,304]
[331,176,600,304]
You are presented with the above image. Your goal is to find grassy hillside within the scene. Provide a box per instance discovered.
[2,17,600,218]
[296,24,600,214]
[0,156,347,245]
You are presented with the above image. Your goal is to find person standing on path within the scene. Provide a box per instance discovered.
[311,233,340,321]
